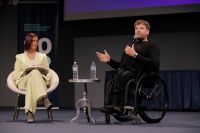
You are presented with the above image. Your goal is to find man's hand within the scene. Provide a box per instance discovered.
[124,44,137,57]
[96,50,111,63]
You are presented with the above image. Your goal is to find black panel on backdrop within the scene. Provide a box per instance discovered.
[18,2,59,106]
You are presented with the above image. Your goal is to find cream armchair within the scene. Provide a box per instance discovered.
[7,69,59,120]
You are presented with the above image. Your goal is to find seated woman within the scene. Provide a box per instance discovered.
[13,33,53,123]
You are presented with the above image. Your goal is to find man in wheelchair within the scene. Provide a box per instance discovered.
[96,19,160,115]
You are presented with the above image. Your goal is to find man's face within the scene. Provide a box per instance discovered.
[134,24,149,40]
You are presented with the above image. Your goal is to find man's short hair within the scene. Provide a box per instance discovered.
[134,20,150,30]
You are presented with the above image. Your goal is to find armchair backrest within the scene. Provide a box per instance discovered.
[7,69,59,95]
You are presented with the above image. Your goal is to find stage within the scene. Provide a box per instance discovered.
[0,109,199,133]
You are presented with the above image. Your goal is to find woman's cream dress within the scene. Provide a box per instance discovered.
[13,52,52,114]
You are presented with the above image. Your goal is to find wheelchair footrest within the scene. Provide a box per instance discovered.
[131,115,140,125]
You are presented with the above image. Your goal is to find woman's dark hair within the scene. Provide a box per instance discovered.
[24,33,38,51]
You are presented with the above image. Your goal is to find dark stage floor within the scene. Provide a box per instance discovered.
[0,109,200,133]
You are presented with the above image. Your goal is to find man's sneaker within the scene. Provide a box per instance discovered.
[100,106,114,114]
[113,106,123,114]
[100,106,123,115]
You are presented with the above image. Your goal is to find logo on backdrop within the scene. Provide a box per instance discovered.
[38,38,52,64]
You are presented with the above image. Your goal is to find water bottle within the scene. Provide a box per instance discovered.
[72,62,78,80]
[90,61,96,79]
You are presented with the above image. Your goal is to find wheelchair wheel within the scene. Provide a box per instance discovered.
[105,114,110,124]
[135,73,168,123]
[106,80,115,105]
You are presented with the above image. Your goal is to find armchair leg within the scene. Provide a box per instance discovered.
[47,109,53,120]
[13,94,20,120]
[13,94,54,121]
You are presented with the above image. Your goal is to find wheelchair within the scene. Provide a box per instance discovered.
[104,71,168,124]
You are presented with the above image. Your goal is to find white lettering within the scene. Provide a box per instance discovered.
[38,38,52,64]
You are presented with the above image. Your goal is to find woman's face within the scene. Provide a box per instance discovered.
[29,36,38,51]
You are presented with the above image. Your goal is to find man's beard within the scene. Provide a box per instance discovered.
[134,34,145,40]
[134,37,144,43]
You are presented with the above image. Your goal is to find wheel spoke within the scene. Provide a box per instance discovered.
[137,76,168,123]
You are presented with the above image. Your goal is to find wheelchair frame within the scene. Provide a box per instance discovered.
[104,72,168,124]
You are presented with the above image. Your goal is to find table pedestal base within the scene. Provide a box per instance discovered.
[71,97,96,123]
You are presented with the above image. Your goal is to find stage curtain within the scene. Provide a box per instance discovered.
[104,70,200,110]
